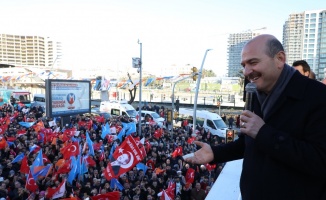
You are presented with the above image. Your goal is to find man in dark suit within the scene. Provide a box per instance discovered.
[185,34,326,200]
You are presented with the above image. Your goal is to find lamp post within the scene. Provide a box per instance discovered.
[193,49,212,133]
[171,75,195,134]
[138,41,142,137]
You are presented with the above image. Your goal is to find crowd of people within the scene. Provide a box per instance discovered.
[0,102,226,200]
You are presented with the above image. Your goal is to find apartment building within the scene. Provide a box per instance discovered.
[227,30,263,77]
[283,9,326,80]
[0,34,62,69]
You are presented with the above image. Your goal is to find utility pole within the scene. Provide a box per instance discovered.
[193,49,212,134]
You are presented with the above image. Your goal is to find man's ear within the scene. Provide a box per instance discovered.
[275,51,286,68]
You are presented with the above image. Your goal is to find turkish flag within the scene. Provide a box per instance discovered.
[106,135,115,144]
[205,163,216,171]
[64,127,77,137]
[60,141,79,159]
[0,124,8,135]
[133,137,147,157]
[160,190,172,200]
[85,156,96,167]
[93,141,103,151]
[42,154,51,164]
[7,136,16,142]
[145,140,151,153]
[17,129,27,137]
[104,135,144,180]
[95,115,105,123]
[99,151,105,161]
[78,121,87,128]
[20,156,30,174]
[185,168,195,184]
[172,146,183,158]
[46,179,66,199]
[166,182,175,200]
[187,137,196,144]
[26,170,38,192]
[90,191,120,200]
[153,130,162,139]
[56,159,72,174]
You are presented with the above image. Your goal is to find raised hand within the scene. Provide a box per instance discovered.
[184,141,214,164]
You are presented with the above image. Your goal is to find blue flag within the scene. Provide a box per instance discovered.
[31,149,43,170]
[117,124,127,142]
[101,122,111,139]
[32,164,52,180]
[109,142,117,160]
[125,122,136,136]
[19,121,35,128]
[68,156,78,184]
[93,123,98,130]
[136,163,148,174]
[110,178,124,191]
[86,131,95,156]
[11,153,24,163]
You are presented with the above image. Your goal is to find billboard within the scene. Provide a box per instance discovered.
[45,79,91,117]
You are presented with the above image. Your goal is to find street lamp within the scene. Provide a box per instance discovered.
[138,40,143,137]
[193,49,212,133]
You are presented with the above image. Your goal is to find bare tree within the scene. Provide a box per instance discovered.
[127,72,137,104]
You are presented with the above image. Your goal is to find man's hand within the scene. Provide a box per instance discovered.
[184,141,214,164]
[240,110,265,139]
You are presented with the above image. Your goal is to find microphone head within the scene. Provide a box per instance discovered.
[245,82,257,93]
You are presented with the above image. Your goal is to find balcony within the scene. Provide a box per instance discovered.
[206,159,243,200]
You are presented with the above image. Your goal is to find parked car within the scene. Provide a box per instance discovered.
[141,110,165,128]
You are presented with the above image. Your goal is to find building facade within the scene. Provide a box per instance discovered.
[0,34,62,69]
[283,9,326,80]
[227,31,262,77]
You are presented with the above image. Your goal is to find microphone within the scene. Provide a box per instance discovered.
[245,82,256,111]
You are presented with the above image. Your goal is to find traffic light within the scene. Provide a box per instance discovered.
[167,110,172,124]
[226,129,234,143]
[191,67,198,81]
[175,99,180,112]
[174,111,179,119]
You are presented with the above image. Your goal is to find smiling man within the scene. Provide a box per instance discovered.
[185,34,326,200]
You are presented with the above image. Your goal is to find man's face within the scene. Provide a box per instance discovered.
[241,37,284,94]
[293,65,310,77]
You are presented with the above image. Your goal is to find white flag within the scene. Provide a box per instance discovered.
[52,180,66,199]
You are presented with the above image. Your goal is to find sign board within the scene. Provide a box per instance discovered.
[45,79,91,117]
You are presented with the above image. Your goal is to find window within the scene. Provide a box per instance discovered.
[196,117,205,126]
[111,109,120,116]
[207,120,216,130]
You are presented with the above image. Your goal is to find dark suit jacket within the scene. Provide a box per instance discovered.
[211,72,326,200]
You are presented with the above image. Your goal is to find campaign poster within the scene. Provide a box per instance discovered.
[45,79,91,117]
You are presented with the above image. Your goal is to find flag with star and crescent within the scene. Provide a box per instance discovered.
[104,135,144,180]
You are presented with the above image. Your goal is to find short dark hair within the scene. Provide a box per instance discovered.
[292,60,311,73]
[265,38,284,58]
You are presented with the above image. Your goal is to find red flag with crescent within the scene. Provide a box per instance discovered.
[26,170,38,192]
[185,168,195,185]
[20,156,30,174]
[90,191,120,200]
[0,124,8,135]
[60,141,79,159]
[172,146,183,158]
[104,135,144,181]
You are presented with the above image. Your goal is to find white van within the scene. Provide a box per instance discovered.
[141,110,165,128]
[31,94,46,108]
[174,108,228,138]
[100,99,138,120]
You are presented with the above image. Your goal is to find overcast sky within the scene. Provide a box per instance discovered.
[1,0,326,77]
